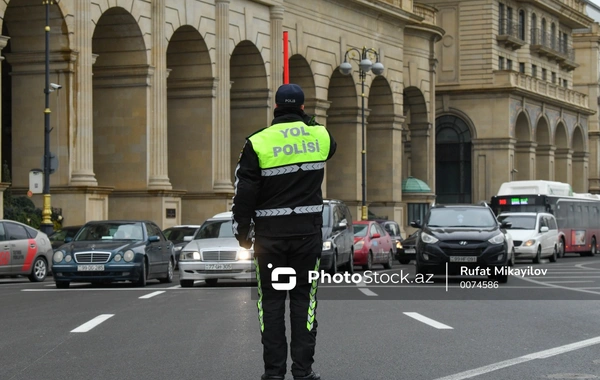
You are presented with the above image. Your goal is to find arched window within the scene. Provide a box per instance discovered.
[518,10,525,40]
[551,23,556,49]
[531,13,537,44]
[435,115,472,204]
[541,18,547,44]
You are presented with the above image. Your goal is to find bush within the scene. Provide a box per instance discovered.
[3,195,63,231]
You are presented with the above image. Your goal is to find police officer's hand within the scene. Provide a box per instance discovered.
[238,238,253,249]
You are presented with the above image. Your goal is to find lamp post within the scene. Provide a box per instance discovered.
[40,0,55,235]
[339,47,384,220]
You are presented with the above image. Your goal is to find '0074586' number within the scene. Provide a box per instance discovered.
[460,281,499,289]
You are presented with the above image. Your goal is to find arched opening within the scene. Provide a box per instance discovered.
[326,69,359,202]
[92,7,148,191]
[551,23,556,49]
[229,41,269,181]
[541,18,547,44]
[366,76,395,202]
[554,122,571,184]
[403,87,430,186]
[166,26,212,194]
[2,0,70,189]
[514,112,533,180]
[289,54,316,106]
[531,13,537,44]
[518,10,525,40]
[435,115,472,204]
[571,126,587,192]
[535,117,552,180]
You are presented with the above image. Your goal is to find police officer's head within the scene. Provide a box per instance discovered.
[275,83,304,110]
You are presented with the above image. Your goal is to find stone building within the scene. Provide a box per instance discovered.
[0,0,441,231]
[427,0,594,206]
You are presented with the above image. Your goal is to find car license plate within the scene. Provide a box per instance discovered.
[205,264,233,270]
[77,265,105,271]
[404,248,416,254]
[449,256,477,263]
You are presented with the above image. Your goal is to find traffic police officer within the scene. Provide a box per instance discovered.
[232,83,336,380]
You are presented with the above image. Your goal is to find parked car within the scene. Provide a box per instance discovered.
[375,220,403,254]
[353,220,394,270]
[162,225,201,267]
[411,203,515,283]
[48,225,83,250]
[321,199,354,274]
[497,212,559,263]
[396,230,418,264]
[51,220,175,288]
[0,220,54,282]
[178,212,254,287]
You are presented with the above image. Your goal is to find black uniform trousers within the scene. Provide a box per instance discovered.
[254,233,322,378]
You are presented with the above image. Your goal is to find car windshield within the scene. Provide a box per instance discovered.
[322,205,330,227]
[163,227,197,242]
[353,224,369,237]
[427,208,497,228]
[74,222,144,241]
[196,220,234,239]
[498,215,536,229]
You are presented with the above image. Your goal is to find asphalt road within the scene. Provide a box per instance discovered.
[1,255,600,380]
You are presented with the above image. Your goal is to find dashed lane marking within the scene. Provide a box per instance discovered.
[138,291,165,299]
[403,312,453,330]
[71,314,114,333]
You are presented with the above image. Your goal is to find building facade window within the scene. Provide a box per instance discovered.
[542,68,547,80]
[551,22,556,49]
[499,3,505,34]
[518,10,525,40]
[499,56,505,69]
[532,65,537,78]
[542,18,547,44]
[435,115,472,204]
[519,62,525,73]
[507,59,513,70]
[531,13,537,44]
[562,32,568,53]
[408,203,430,224]
[563,79,568,88]
[552,71,556,84]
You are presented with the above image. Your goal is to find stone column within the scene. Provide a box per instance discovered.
[71,1,97,185]
[554,148,573,184]
[535,144,556,180]
[270,6,284,97]
[213,0,234,192]
[0,36,9,218]
[408,122,432,188]
[515,141,537,180]
[148,0,172,189]
[573,151,589,192]
[472,138,515,203]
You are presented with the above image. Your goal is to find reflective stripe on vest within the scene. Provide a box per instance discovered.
[255,204,323,218]
[261,162,325,177]
[248,121,331,169]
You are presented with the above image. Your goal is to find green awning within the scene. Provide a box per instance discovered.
[402,176,431,193]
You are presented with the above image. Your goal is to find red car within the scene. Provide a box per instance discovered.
[352,220,394,270]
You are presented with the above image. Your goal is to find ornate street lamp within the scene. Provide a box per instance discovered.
[339,47,384,220]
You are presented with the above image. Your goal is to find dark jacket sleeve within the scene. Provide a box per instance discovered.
[326,129,337,160]
[231,140,261,242]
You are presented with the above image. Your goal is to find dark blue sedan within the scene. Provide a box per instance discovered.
[51,220,175,288]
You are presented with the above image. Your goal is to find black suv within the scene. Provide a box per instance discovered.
[322,199,354,274]
[410,203,514,283]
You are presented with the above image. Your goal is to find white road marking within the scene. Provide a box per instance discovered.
[358,288,378,296]
[520,276,600,296]
[139,291,165,299]
[71,314,114,333]
[431,335,600,380]
[167,285,181,289]
[544,281,595,284]
[403,312,453,330]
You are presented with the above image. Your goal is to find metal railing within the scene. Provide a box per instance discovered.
[498,18,525,41]
[530,28,575,61]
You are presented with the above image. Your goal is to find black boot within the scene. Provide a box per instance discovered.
[293,371,321,380]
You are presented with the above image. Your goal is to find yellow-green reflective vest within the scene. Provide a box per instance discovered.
[248,121,331,169]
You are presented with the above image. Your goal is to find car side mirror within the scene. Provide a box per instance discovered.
[540,226,549,233]
[335,221,347,231]
[410,220,422,229]
[65,237,73,243]
[183,236,193,242]
[500,221,512,229]
[372,233,381,238]
[148,235,160,243]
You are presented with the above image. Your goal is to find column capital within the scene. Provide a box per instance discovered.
[270,5,285,19]
[555,148,574,157]
[537,144,557,152]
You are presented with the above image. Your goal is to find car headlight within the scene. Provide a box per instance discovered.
[354,240,364,250]
[488,234,505,245]
[114,254,122,262]
[238,249,252,260]
[322,241,332,251]
[53,250,64,263]
[396,241,402,249]
[123,250,135,262]
[523,239,536,247]
[421,232,439,244]
[181,251,201,261]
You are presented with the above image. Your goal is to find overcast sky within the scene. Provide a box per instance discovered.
[589,0,600,8]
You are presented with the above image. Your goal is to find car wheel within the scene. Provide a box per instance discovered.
[160,259,174,283]
[55,281,70,289]
[533,246,542,264]
[510,248,515,266]
[328,252,337,275]
[344,249,354,274]
[28,257,47,282]
[383,249,393,269]
[180,279,194,288]
[558,239,565,258]
[363,251,373,271]
[135,259,147,287]
[549,245,558,263]
[205,278,218,286]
